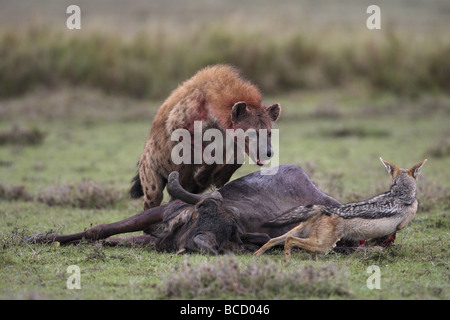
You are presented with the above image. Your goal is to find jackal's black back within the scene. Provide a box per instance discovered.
[261,204,322,228]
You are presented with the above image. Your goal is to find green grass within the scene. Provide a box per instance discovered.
[0,87,449,300]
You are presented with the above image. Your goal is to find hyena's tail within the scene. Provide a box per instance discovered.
[130,172,143,199]
[262,205,322,228]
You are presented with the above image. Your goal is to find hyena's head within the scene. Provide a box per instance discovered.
[231,101,281,166]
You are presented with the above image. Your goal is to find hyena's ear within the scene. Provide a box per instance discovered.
[380,157,400,179]
[266,103,281,122]
[231,101,248,123]
[408,159,427,179]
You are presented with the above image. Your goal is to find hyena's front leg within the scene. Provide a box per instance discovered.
[193,164,216,188]
[213,163,242,188]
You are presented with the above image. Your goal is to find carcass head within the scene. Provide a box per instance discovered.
[167,171,242,255]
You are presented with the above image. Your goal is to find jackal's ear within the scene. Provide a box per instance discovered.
[380,157,399,178]
[265,103,281,122]
[408,159,427,179]
[231,101,248,123]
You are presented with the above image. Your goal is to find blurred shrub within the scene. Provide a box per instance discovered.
[0,180,124,209]
[0,184,33,201]
[0,125,46,146]
[36,180,124,209]
[0,26,449,99]
[426,133,450,158]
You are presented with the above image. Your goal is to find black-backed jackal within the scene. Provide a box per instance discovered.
[254,158,427,258]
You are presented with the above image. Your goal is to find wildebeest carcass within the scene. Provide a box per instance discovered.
[29,164,348,254]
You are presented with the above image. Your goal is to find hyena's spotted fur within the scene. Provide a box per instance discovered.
[131,64,281,210]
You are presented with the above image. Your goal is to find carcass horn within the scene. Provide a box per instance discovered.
[167,171,222,204]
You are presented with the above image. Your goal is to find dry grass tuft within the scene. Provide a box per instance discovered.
[158,256,351,299]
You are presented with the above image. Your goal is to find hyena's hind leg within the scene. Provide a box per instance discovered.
[139,165,166,210]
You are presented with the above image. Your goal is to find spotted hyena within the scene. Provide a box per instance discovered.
[130,64,281,210]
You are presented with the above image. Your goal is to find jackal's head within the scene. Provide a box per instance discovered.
[380,157,427,180]
[380,157,427,203]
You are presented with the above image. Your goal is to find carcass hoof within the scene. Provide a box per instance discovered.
[24,233,52,243]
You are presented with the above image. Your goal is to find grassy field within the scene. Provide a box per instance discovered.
[0,0,449,300]
[1,88,448,300]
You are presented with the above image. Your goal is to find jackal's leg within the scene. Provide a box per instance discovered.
[254,223,305,256]
[253,234,288,256]
[284,235,339,258]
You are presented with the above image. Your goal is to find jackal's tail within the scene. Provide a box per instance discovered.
[262,205,324,228]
